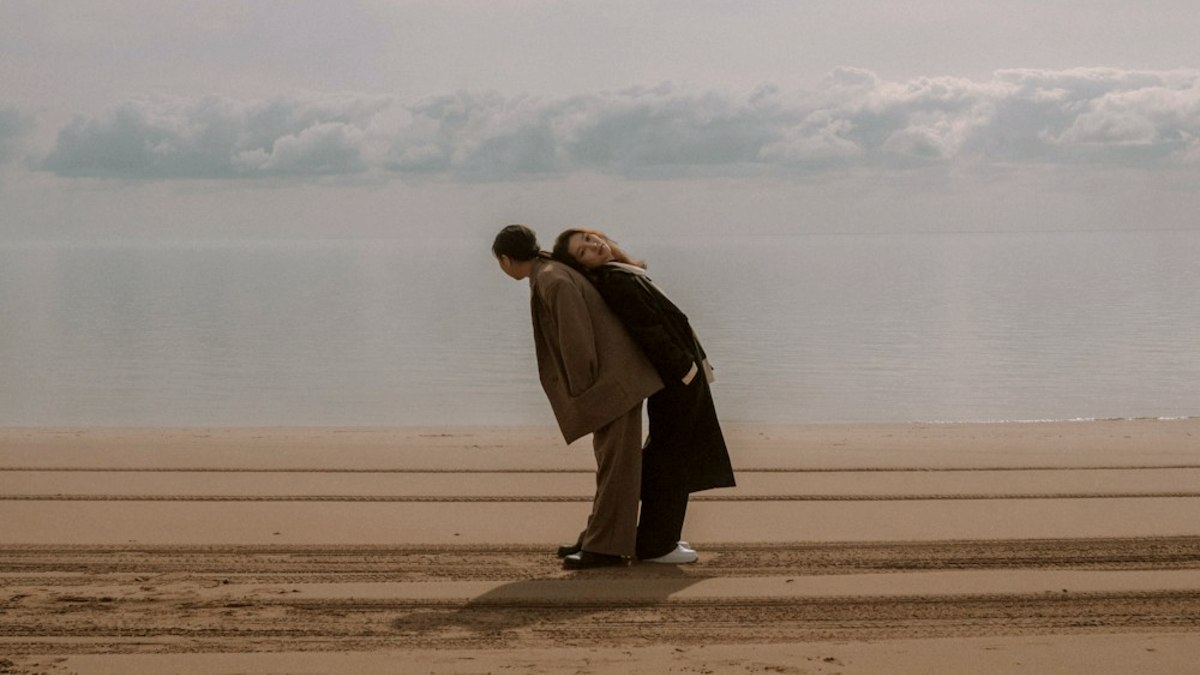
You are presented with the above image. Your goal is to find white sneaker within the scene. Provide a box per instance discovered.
[643,544,699,564]
[678,540,693,551]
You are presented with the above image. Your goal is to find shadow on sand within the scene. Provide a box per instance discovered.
[390,562,708,646]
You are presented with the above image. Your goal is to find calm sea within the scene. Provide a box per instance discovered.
[1,231,1197,427]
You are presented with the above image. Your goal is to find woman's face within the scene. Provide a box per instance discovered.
[567,232,614,269]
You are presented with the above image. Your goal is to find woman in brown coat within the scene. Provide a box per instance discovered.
[493,225,663,569]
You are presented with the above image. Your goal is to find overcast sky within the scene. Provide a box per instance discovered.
[2,0,1199,240]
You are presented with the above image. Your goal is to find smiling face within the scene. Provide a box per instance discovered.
[566,231,615,269]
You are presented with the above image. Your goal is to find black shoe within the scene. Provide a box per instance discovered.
[556,542,582,558]
[562,550,625,570]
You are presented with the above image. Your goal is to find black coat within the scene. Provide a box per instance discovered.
[591,263,736,494]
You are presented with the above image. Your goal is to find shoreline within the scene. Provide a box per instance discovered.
[3,414,1196,428]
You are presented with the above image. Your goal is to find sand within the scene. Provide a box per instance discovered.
[2,419,1199,674]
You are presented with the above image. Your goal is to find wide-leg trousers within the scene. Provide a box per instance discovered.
[577,401,644,557]
[635,481,690,560]
[634,373,734,560]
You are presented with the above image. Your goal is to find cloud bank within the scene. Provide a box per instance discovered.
[39,68,1200,180]
[41,94,394,178]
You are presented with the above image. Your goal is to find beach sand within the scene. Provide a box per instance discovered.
[2,419,1199,673]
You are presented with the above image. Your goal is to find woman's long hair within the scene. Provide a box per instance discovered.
[551,228,646,272]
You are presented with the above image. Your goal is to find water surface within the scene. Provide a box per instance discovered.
[1,231,1196,426]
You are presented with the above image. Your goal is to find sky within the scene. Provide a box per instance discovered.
[2,0,1199,241]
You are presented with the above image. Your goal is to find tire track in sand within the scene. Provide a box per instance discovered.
[4,538,1199,583]
[6,464,1200,472]
[3,539,1200,655]
[6,492,1200,501]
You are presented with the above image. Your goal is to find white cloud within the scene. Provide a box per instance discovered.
[1050,72,1200,160]
[42,93,392,178]
[232,122,368,175]
[37,67,1200,181]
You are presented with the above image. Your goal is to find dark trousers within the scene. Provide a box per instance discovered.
[633,380,699,560]
[636,486,689,559]
[634,398,691,560]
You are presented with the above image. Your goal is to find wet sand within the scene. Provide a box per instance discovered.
[2,419,1199,673]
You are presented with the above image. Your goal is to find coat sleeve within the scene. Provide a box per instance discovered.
[540,275,599,397]
[600,271,695,383]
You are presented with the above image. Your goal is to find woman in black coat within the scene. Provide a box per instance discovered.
[553,228,736,562]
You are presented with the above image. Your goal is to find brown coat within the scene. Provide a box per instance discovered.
[529,258,663,443]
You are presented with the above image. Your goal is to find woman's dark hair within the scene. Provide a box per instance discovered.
[551,227,645,270]
[492,224,543,261]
